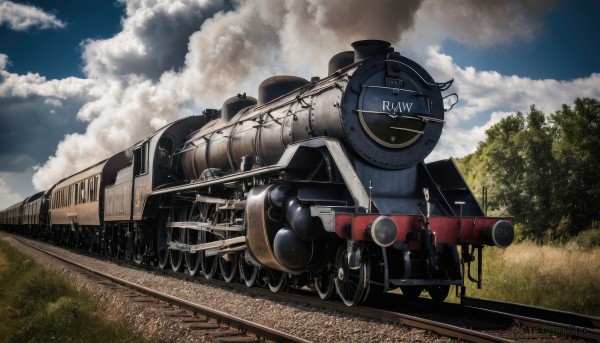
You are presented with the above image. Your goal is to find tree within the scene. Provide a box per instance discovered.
[456,98,600,241]
[550,98,600,236]
[518,106,557,237]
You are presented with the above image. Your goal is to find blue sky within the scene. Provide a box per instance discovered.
[0,0,123,79]
[0,0,599,208]
[3,1,598,80]
[443,0,599,81]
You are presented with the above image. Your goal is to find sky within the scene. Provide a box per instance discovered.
[0,0,599,209]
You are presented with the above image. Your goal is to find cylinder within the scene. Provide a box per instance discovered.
[273,226,312,270]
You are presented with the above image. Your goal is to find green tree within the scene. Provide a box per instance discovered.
[517,106,557,238]
[457,113,526,220]
[457,98,600,241]
[550,98,600,236]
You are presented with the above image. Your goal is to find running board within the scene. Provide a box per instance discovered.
[166,221,245,232]
[167,236,246,254]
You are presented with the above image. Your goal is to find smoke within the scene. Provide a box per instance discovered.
[182,0,424,105]
[401,0,561,57]
[32,0,427,189]
[82,0,225,81]
[30,0,561,190]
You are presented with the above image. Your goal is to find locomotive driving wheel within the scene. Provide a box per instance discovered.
[184,203,202,276]
[266,268,286,292]
[314,269,335,300]
[198,203,218,279]
[154,213,170,269]
[219,252,238,283]
[334,245,370,306]
[169,209,186,272]
[238,253,259,287]
[157,244,169,269]
[169,227,184,271]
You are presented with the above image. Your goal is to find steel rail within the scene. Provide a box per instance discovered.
[461,296,600,341]
[311,301,513,343]
[11,236,309,343]
[462,296,600,329]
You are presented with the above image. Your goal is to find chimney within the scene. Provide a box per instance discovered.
[351,40,391,62]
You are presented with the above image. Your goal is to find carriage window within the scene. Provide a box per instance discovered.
[80,181,86,204]
[95,175,100,200]
[88,177,94,202]
[134,141,150,176]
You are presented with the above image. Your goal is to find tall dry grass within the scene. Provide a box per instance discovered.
[457,241,600,316]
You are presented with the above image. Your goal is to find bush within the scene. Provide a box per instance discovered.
[571,222,600,250]
[10,296,82,343]
[14,273,71,316]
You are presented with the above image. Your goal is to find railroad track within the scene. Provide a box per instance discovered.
[9,235,309,343]
[150,253,600,342]
[9,234,600,342]
[461,296,600,329]
[460,297,600,341]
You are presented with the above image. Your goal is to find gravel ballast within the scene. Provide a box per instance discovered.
[2,235,451,342]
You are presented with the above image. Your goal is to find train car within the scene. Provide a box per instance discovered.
[49,152,130,249]
[0,200,25,232]
[21,190,51,238]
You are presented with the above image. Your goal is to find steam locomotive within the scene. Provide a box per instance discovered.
[0,40,514,306]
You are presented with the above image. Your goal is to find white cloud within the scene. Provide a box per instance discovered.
[426,47,600,160]
[0,53,7,70]
[0,174,24,209]
[82,0,224,80]
[0,0,65,31]
[0,66,96,176]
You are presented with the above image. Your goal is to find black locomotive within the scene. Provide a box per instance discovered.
[0,40,514,306]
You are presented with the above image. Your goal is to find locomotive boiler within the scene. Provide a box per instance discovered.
[0,40,514,307]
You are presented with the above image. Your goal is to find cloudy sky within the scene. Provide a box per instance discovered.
[0,0,599,209]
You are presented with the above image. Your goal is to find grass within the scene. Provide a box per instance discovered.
[448,241,600,316]
[0,235,150,343]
